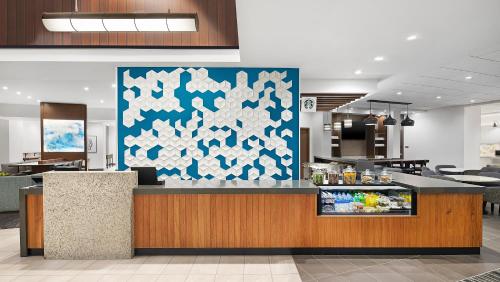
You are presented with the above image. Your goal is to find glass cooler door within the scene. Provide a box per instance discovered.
[317,186,417,216]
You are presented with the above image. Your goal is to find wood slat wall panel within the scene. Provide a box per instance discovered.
[0,0,238,48]
[301,93,367,112]
[25,193,483,249]
[133,193,482,248]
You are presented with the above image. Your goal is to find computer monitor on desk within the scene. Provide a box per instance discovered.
[130,167,164,185]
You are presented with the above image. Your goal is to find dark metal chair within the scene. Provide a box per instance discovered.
[463,170,480,175]
[478,172,500,215]
[421,167,437,177]
[481,166,500,173]
[355,160,375,172]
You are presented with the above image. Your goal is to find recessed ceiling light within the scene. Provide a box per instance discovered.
[99,99,104,104]
[84,87,89,91]
[396,91,402,95]
[465,76,472,80]
[16,91,21,95]
[2,86,7,90]
[436,96,441,99]
[354,69,363,75]
[373,56,385,62]
[27,96,32,99]
[406,34,418,41]
[470,99,475,103]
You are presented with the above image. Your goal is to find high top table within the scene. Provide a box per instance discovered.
[447,175,500,185]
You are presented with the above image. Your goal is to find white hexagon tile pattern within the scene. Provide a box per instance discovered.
[117,67,299,180]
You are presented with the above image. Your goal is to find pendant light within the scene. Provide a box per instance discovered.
[333,109,342,130]
[363,101,378,125]
[344,109,353,128]
[383,103,397,126]
[401,104,415,127]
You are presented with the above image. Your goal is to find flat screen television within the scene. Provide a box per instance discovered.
[342,121,366,140]
[43,119,85,152]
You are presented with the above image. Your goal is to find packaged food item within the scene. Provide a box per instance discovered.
[388,196,405,209]
[361,169,375,184]
[327,169,339,185]
[321,192,335,213]
[377,195,391,208]
[378,169,392,184]
[343,166,357,184]
[365,193,379,207]
[312,169,324,186]
[352,201,364,212]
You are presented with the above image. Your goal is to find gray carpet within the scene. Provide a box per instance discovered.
[460,268,500,282]
[0,212,20,229]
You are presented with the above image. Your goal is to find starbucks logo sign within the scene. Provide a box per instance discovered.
[301,97,317,112]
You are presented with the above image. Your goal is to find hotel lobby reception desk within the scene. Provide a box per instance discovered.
[20,173,485,257]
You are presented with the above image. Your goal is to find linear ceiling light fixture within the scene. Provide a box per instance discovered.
[367,99,415,127]
[42,0,198,32]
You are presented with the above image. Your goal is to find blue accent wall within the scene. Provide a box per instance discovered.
[117,67,299,180]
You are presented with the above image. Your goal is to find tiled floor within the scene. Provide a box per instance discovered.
[0,214,499,281]
[296,214,500,282]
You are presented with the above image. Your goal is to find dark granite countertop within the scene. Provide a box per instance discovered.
[135,179,319,194]
[391,172,484,194]
[20,173,485,195]
[19,185,43,194]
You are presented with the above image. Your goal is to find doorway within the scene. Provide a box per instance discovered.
[300,127,310,179]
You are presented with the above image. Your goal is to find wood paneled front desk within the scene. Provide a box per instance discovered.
[19,173,484,257]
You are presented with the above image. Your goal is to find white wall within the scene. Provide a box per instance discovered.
[0,119,9,164]
[482,126,500,144]
[404,105,481,169]
[106,125,117,165]
[464,106,481,169]
[299,112,330,160]
[8,119,41,162]
[87,123,107,170]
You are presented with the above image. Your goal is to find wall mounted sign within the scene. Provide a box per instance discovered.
[117,67,300,180]
[301,97,317,112]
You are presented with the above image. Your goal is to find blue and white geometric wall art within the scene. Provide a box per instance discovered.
[117,67,299,180]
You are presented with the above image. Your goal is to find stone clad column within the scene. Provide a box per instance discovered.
[43,171,137,259]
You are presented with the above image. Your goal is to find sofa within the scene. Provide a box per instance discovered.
[0,175,35,212]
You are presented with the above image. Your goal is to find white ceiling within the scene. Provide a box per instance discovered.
[0,0,500,112]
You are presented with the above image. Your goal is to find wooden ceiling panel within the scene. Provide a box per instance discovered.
[0,0,238,48]
[301,93,367,112]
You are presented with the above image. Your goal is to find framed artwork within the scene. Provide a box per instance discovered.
[87,135,97,153]
[43,119,85,152]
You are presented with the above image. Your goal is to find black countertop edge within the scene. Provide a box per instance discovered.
[19,185,43,195]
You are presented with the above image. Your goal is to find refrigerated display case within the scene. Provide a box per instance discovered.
[318,184,417,216]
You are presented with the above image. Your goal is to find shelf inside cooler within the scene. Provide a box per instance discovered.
[320,209,412,216]
[319,185,409,191]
